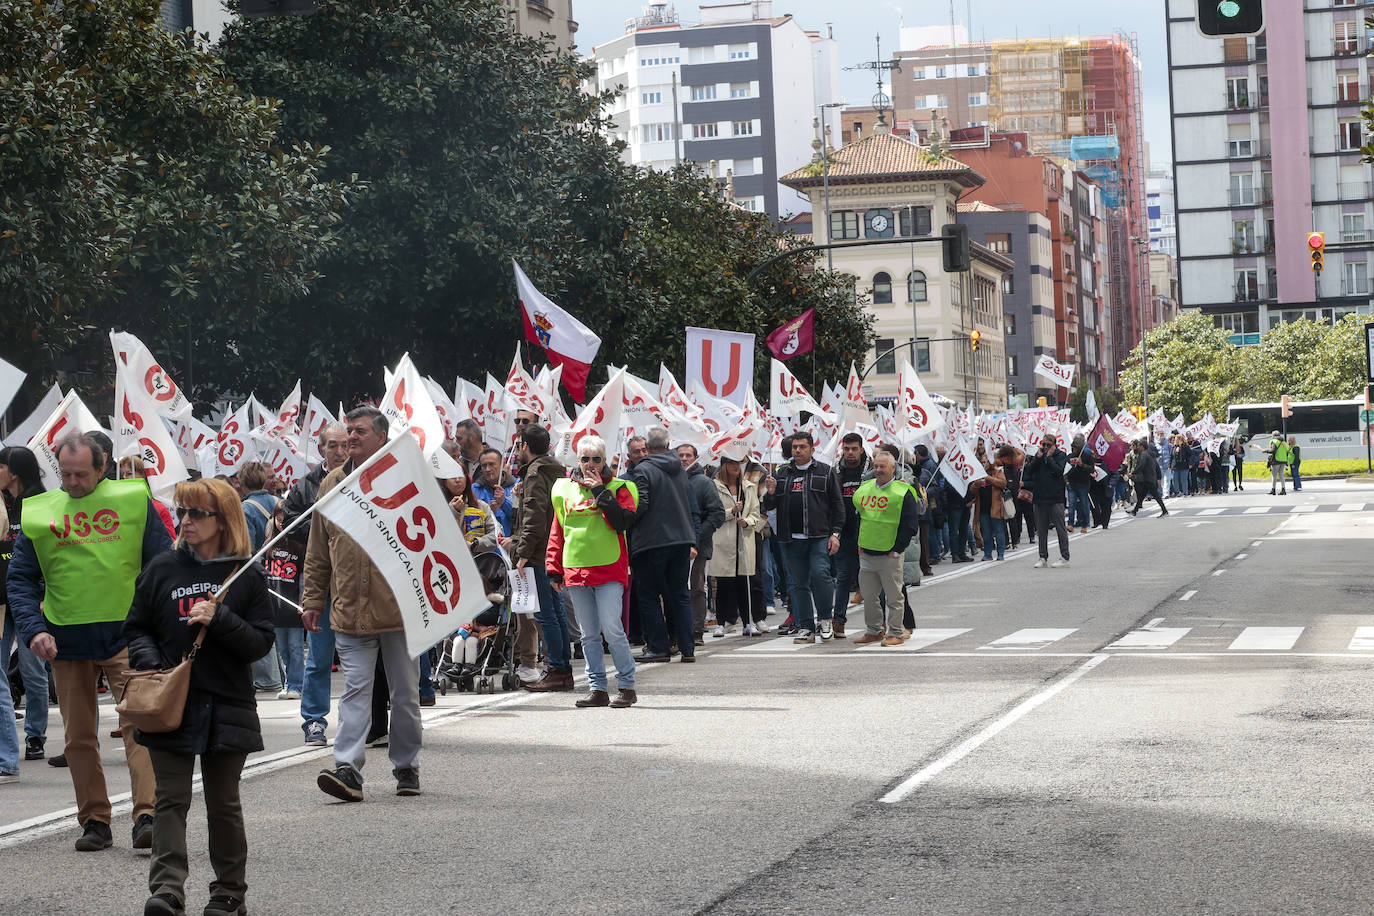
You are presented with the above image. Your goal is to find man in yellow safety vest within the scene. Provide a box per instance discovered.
[851,451,921,647]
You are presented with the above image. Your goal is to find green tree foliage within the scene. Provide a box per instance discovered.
[0,0,350,395]
[1066,378,1120,424]
[219,0,872,402]
[1120,312,1369,419]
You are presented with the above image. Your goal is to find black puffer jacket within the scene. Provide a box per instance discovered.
[281,461,329,543]
[124,543,275,755]
[626,451,695,557]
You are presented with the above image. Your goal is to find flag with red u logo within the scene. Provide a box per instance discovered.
[684,327,755,407]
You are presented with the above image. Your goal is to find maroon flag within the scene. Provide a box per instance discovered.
[764,308,815,361]
[1085,414,1130,473]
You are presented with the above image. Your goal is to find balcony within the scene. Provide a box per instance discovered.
[1226,139,1268,159]
[1310,85,1366,106]
[1231,236,1274,256]
[1310,38,1371,57]
[1233,283,1271,303]
[1229,188,1258,207]
[1314,180,1373,201]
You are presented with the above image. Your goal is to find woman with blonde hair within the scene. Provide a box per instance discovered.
[709,457,764,636]
[124,477,275,916]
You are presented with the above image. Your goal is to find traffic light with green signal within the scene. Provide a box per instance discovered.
[1197,0,1262,37]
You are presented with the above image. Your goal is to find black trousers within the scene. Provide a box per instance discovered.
[148,748,250,905]
[1133,481,1167,514]
[714,575,761,624]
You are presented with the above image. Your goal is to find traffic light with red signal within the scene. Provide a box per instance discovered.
[1309,232,1325,273]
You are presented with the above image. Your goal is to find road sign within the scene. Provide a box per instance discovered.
[1362,410,1374,424]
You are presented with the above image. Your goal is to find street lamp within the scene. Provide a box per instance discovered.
[1132,236,1150,412]
[817,100,846,271]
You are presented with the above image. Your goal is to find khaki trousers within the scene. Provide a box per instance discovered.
[857,551,905,638]
[51,648,156,825]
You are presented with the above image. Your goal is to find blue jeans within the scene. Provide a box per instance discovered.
[948,504,972,559]
[760,539,779,607]
[831,534,859,624]
[251,642,282,690]
[979,513,1007,559]
[3,611,50,740]
[568,582,635,691]
[1171,468,1189,497]
[1291,463,1302,490]
[0,645,16,773]
[418,652,435,702]
[1067,486,1092,528]
[532,564,572,672]
[632,544,695,657]
[767,535,790,602]
[930,520,948,558]
[301,604,336,732]
[781,537,836,632]
[275,627,305,694]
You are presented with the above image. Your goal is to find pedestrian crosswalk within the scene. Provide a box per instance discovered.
[1153,502,1367,518]
[719,623,1374,656]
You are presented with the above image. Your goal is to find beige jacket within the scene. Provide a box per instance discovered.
[300,462,403,635]
[708,478,763,578]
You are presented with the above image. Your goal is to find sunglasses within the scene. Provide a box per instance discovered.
[579,456,604,464]
[513,418,533,426]
[175,507,218,522]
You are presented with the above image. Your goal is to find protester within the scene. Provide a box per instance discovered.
[442,461,499,554]
[302,407,422,801]
[1169,434,1190,498]
[626,427,697,663]
[233,461,276,551]
[971,446,1008,561]
[547,435,640,708]
[912,444,938,576]
[124,478,275,916]
[1127,440,1168,517]
[1064,435,1094,534]
[1252,431,1291,496]
[452,418,486,479]
[1230,439,1245,491]
[761,432,844,643]
[264,501,306,701]
[511,424,575,690]
[9,431,169,849]
[119,455,177,538]
[851,451,920,647]
[472,447,515,537]
[1024,433,1070,569]
[997,445,1032,550]
[830,433,868,639]
[0,445,50,764]
[677,443,725,646]
[281,421,349,747]
[709,457,764,636]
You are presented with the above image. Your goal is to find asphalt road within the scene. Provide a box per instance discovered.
[3,479,1373,915]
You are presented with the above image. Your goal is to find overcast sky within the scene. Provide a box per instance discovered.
[574,0,1173,168]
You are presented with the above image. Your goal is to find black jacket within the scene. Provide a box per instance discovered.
[1132,450,1161,485]
[685,464,726,558]
[1065,448,1096,487]
[281,461,329,543]
[762,460,845,540]
[836,457,868,538]
[1024,448,1068,505]
[0,483,44,607]
[124,544,275,755]
[626,451,695,557]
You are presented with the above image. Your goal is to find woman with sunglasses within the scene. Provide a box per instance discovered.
[546,435,640,708]
[124,478,275,916]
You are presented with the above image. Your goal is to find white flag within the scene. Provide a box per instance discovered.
[1032,354,1076,389]
[504,346,548,419]
[770,359,833,422]
[28,391,103,490]
[110,331,192,421]
[897,360,943,438]
[424,376,461,442]
[314,434,487,658]
[559,370,625,465]
[380,354,465,478]
[5,383,62,448]
[0,357,26,421]
[214,403,253,477]
[937,437,987,498]
[113,359,188,502]
[1085,389,1100,423]
[840,362,869,428]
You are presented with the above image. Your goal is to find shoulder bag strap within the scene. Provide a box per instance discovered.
[189,563,243,659]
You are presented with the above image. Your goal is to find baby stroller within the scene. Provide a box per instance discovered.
[434,549,521,695]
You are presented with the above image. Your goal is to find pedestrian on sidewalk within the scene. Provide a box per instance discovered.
[1024,433,1070,568]
[511,424,576,691]
[1253,431,1291,496]
[9,432,169,850]
[829,434,868,638]
[125,478,275,916]
[548,435,640,709]
[1230,438,1245,491]
[1287,436,1303,491]
[626,427,697,663]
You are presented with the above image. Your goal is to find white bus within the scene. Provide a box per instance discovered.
[1227,398,1364,460]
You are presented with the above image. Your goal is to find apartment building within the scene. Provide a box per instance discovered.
[1148,166,1178,257]
[1167,0,1374,344]
[586,1,840,218]
[505,0,578,51]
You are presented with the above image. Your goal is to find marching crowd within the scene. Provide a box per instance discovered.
[0,406,1301,915]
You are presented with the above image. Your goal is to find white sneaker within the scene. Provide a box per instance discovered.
[1034,559,1048,569]
[743,623,760,637]
[766,605,777,615]
[755,621,771,633]
[1051,559,1070,568]
[275,689,291,700]
[0,772,18,785]
[711,624,725,638]
[818,619,834,640]
[793,629,816,644]
[516,665,542,684]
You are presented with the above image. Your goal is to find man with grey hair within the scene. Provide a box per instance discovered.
[453,418,485,479]
[626,427,697,662]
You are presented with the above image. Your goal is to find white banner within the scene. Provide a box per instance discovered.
[685,327,755,407]
[1032,354,1076,389]
[4,383,62,448]
[110,331,192,421]
[897,360,943,440]
[0,357,26,422]
[380,354,465,478]
[113,359,188,502]
[214,403,252,477]
[28,391,103,490]
[937,437,986,498]
[769,358,832,422]
[314,434,487,658]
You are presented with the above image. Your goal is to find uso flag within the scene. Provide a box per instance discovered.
[764,307,815,361]
[314,433,487,658]
[514,259,602,403]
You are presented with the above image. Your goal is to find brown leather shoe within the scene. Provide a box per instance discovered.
[853,633,883,645]
[610,689,638,708]
[523,669,574,692]
[832,622,847,639]
[575,690,610,708]
[881,636,905,647]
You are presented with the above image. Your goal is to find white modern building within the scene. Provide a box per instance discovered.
[586,1,841,218]
[1167,0,1374,345]
[1147,165,1177,257]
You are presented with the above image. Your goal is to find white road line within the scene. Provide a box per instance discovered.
[977,628,1078,651]
[856,628,970,651]
[879,655,1110,804]
[1144,617,1164,629]
[1234,553,1248,560]
[1178,590,1197,602]
[1228,626,1304,651]
[1339,503,1365,512]
[1212,569,1227,576]
[1348,627,1374,651]
[1109,627,1191,649]
[1244,506,1271,514]
[1198,508,1225,516]
[1290,505,1318,513]
[1251,541,1262,547]
[746,635,817,652]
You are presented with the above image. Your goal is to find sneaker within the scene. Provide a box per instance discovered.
[516,665,542,685]
[1034,559,1048,569]
[132,813,154,849]
[394,766,421,796]
[419,695,436,707]
[0,771,17,785]
[818,619,834,640]
[742,623,760,637]
[276,688,301,700]
[1051,559,1070,568]
[754,621,771,634]
[367,733,389,748]
[793,630,816,644]
[711,625,725,638]
[317,764,364,802]
[24,737,44,760]
[74,819,113,851]
[304,722,327,746]
[48,753,67,767]
[765,604,777,615]
[832,622,847,639]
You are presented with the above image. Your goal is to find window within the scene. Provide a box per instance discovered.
[1007,355,1018,377]
[898,206,931,237]
[829,210,860,240]
[1230,173,1255,206]
[1228,138,1254,158]
[1336,21,1361,56]
[936,94,948,108]
[1226,77,1249,110]
[1233,219,1256,253]
[1214,312,1259,335]
[691,123,719,139]
[1005,313,1017,335]
[732,120,754,136]
[912,67,926,80]
[916,339,931,373]
[728,44,752,60]
[935,66,947,79]
[872,272,893,305]
[852,121,863,140]
[1343,213,1366,242]
[732,158,756,176]
[968,93,984,107]
[641,91,662,105]
[1234,268,1259,302]
[1001,273,1014,296]
[1222,37,1249,62]
[875,338,897,375]
[907,271,927,302]
[967,64,979,77]
[730,83,751,99]
[1340,119,1362,151]
[1344,261,1369,296]
[985,233,1011,254]
[689,85,716,102]
[1338,72,1361,103]
[737,198,759,212]
[640,123,678,142]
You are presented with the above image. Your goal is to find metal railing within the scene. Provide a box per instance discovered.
[1233,283,1270,303]
[1229,188,1258,207]
[1310,37,1371,57]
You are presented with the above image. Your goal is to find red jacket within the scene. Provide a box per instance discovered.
[545,476,637,588]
